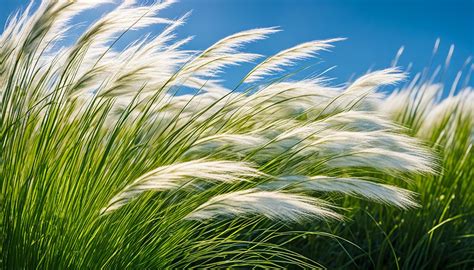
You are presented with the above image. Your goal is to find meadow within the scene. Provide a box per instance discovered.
[1,1,472,269]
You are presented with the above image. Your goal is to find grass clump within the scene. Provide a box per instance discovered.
[297,73,473,269]
[2,0,466,268]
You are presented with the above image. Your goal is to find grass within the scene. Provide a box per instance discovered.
[295,73,474,269]
[0,1,471,269]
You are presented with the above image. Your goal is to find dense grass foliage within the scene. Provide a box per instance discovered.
[0,1,471,269]
[297,82,474,269]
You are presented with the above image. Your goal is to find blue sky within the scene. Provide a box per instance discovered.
[1,0,473,91]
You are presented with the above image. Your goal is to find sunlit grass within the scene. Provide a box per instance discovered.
[297,74,473,269]
[1,1,471,269]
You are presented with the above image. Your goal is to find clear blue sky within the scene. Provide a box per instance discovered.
[1,0,473,91]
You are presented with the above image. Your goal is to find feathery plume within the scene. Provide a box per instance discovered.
[186,189,342,222]
[244,38,345,83]
[264,176,418,209]
[347,67,406,92]
[177,27,278,80]
[101,160,262,214]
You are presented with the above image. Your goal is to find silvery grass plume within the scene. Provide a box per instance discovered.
[381,83,474,140]
[1,0,435,268]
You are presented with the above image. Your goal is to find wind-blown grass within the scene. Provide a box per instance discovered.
[296,68,473,268]
[0,0,453,268]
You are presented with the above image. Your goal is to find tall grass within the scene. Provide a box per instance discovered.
[296,64,473,268]
[1,0,466,268]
